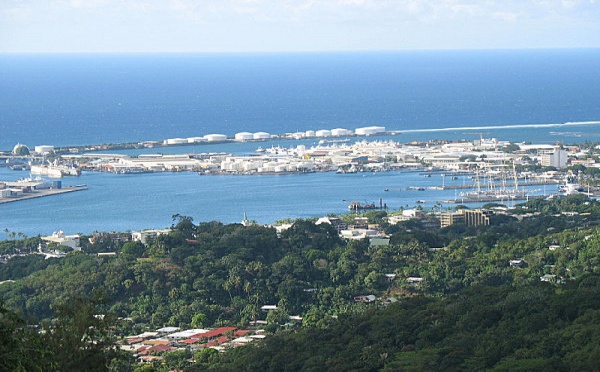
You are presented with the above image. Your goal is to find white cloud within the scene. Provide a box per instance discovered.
[1,0,599,52]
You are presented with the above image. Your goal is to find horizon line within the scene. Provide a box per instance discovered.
[1,46,599,56]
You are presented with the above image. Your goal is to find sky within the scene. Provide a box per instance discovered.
[1,0,599,53]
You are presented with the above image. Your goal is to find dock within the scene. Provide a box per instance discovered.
[409,180,560,191]
[443,194,547,204]
[0,185,87,204]
[434,180,560,190]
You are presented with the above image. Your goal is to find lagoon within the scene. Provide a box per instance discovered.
[0,163,558,238]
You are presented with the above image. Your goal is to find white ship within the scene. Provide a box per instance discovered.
[558,176,585,195]
[30,164,81,178]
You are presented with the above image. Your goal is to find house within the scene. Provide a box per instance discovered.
[315,216,347,232]
[540,274,557,282]
[353,295,377,303]
[407,277,424,286]
[385,209,428,225]
[156,326,180,335]
[137,355,163,363]
[509,259,525,268]
[97,252,117,257]
[385,273,397,282]
[352,217,369,229]
[131,229,171,245]
[165,329,208,341]
[340,229,383,240]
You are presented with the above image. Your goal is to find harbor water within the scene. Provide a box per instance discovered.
[0,165,558,237]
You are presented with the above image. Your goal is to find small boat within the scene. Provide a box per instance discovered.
[416,200,426,204]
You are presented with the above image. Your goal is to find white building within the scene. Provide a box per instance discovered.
[386,209,427,224]
[41,231,81,250]
[131,229,171,245]
[541,147,568,168]
[340,229,383,240]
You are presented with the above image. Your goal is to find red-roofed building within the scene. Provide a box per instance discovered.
[205,336,229,348]
[135,346,151,355]
[126,337,144,344]
[180,338,200,345]
[148,344,175,354]
[190,326,237,341]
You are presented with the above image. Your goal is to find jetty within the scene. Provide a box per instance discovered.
[443,194,547,204]
[0,185,87,204]
[431,180,559,190]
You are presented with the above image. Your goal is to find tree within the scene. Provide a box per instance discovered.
[191,313,206,328]
[171,214,195,238]
[0,300,53,371]
[41,291,132,371]
[120,241,146,259]
[163,349,192,370]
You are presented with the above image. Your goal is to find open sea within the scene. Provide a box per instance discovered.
[1,49,600,237]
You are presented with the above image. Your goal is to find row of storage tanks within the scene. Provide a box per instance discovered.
[163,126,386,145]
[164,132,270,145]
[290,126,386,138]
[234,126,386,140]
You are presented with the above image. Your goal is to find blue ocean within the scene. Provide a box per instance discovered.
[2,49,600,149]
[1,49,600,237]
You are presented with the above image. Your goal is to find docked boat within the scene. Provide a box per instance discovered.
[558,176,585,195]
[30,164,81,178]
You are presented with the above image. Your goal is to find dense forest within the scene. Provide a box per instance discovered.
[1,194,599,370]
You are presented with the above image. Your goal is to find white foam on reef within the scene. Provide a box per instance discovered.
[398,121,600,134]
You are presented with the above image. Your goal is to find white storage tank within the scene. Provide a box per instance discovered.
[204,134,228,142]
[165,138,188,145]
[331,128,350,137]
[253,132,270,140]
[315,130,332,138]
[12,143,30,155]
[235,132,254,141]
[355,126,386,136]
[305,130,316,138]
[34,145,55,154]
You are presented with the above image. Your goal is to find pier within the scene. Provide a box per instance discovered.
[443,194,548,204]
[0,185,87,204]
[432,180,560,190]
